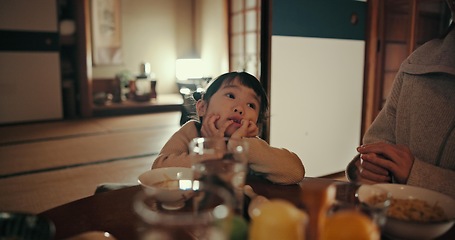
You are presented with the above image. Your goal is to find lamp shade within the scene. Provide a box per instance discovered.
[176,58,203,80]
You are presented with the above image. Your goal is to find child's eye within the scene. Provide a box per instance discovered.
[226,93,235,99]
[247,103,256,109]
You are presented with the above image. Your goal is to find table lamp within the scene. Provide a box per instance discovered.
[176,58,204,81]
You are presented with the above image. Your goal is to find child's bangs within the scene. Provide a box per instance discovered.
[224,75,264,98]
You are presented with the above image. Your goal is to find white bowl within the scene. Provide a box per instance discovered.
[374,183,455,240]
[138,167,194,210]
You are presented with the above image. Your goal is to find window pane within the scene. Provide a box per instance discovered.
[245,55,257,77]
[246,33,257,54]
[231,0,243,13]
[246,0,256,9]
[228,0,261,77]
[231,14,244,34]
[232,55,245,72]
[245,10,257,32]
[231,35,244,55]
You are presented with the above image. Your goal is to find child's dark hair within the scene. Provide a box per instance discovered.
[192,71,269,125]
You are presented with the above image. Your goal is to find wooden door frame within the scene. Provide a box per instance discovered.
[78,0,93,117]
[362,0,381,137]
[260,0,271,142]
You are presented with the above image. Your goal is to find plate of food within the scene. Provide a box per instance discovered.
[138,167,194,210]
[370,184,455,240]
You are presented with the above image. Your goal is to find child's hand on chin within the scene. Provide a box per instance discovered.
[231,120,259,139]
[201,114,233,137]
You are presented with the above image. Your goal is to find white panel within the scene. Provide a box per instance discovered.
[0,52,62,124]
[0,0,58,31]
[270,36,364,177]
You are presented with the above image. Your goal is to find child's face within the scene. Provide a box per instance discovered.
[197,78,261,137]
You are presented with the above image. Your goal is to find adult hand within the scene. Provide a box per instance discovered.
[357,142,415,184]
[231,119,259,139]
[200,114,232,137]
[353,155,391,184]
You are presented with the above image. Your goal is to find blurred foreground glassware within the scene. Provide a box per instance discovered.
[0,212,55,240]
[300,180,390,240]
[189,137,249,215]
[133,181,234,240]
[332,182,391,228]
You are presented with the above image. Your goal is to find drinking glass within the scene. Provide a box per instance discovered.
[133,180,234,240]
[332,182,391,228]
[189,137,249,215]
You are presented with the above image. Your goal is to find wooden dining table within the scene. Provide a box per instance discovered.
[39,175,455,240]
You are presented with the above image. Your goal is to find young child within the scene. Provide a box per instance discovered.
[152,71,305,184]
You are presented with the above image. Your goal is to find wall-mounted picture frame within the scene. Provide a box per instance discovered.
[91,0,123,65]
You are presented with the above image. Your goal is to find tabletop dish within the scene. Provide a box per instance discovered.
[373,183,455,240]
[138,167,194,210]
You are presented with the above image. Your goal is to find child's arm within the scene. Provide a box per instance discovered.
[243,137,305,184]
[151,121,199,169]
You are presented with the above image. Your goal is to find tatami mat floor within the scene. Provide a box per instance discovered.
[0,112,182,214]
[0,111,346,214]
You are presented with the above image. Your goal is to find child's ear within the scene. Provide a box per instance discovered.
[196,100,207,116]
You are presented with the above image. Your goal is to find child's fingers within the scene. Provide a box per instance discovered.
[246,121,259,137]
[206,115,219,130]
[231,120,250,138]
[204,114,233,137]
[207,114,219,126]
[201,114,219,137]
[218,120,233,135]
[238,119,250,134]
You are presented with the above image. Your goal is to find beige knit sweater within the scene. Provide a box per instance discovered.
[152,120,305,184]
[347,26,455,198]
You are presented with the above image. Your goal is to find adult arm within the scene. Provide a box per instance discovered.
[346,72,403,182]
[347,72,455,198]
[407,159,455,199]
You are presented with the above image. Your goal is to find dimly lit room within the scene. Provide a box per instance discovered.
[1,0,454,239]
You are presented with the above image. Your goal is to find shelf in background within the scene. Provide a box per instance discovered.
[92,93,183,117]
[60,35,76,46]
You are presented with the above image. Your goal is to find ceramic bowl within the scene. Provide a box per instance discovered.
[373,183,455,240]
[138,167,194,210]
